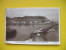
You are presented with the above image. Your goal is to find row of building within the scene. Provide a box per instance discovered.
[6,16,51,26]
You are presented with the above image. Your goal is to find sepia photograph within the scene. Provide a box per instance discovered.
[5,8,60,45]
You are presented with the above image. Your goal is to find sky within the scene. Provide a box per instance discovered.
[6,8,60,22]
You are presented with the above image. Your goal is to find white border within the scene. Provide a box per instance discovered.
[5,7,60,45]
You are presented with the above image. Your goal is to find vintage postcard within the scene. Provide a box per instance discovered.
[5,8,60,45]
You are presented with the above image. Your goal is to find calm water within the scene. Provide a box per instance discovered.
[8,24,59,41]
[9,25,46,41]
